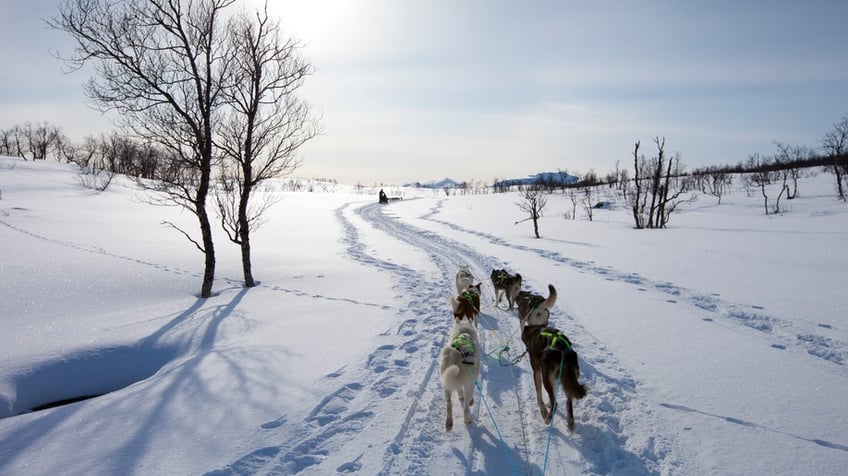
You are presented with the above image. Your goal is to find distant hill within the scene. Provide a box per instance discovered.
[493,171,579,188]
[404,172,580,189]
[403,177,462,189]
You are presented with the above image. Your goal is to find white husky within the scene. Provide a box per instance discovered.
[455,265,475,294]
[440,319,481,431]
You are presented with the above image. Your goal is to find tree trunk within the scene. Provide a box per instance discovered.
[198,202,216,298]
[239,182,255,287]
[198,141,216,298]
[532,212,540,238]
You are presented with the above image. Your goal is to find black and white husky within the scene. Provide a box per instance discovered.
[517,284,558,326]
[440,319,481,431]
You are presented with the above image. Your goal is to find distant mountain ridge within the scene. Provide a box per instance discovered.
[493,171,578,188]
[405,171,579,189]
[402,177,462,189]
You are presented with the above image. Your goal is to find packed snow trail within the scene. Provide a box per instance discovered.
[206,199,671,475]
[353,201,668,475]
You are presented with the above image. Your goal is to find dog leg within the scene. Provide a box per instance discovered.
[445,389,454,432]
[544,374,558,425]
[533,370,549,422]
[463,382,474,424]
[565,398,575,431]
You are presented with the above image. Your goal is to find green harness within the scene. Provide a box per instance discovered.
[452,334,475,364]
[460,290,477,304]
[541,329,573,352]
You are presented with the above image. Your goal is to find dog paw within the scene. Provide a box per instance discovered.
[445,420,453,432]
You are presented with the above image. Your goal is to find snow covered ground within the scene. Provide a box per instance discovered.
[1,156,847,475]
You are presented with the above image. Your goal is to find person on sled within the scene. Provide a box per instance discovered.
[379,189,388,204]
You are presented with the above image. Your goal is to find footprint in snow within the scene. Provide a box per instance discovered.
[260,415,287,429]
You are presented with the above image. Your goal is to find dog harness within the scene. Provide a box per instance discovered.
[452,334,475,365]
[494,271,508,283]
[541,329,573,352]
[522,294,544,310]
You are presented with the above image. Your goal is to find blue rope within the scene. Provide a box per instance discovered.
[466,365,521,476]
[541,354,566,475]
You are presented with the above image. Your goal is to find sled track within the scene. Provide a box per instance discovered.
[210,200,672,475]
[352,202,670,475]
[423,204,848,372]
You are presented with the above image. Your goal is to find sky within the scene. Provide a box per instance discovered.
[2,1,848,185]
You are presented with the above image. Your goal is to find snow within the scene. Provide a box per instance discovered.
[1,155,847,475]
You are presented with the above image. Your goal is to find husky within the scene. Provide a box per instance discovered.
[450,282,482,328]
[521,324,587,430]
[516,284,557,326]
[455,265,475,294]
[491,268,522,310]
[440,319,481,431]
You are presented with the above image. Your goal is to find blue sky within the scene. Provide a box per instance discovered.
[2,1,848,185]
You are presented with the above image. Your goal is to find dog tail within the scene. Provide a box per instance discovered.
[441,363,462,388]
[448,296,459,315]
[542,284,557,309]
[561,351,587,400]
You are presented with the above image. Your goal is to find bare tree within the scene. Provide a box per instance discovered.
[745,153,777,215]
[0,128,14,156]
[821,113,848,201]
[625,138,693,228]
[50,0,238,297]
[515,186,547,238]
[24,122,62,160]
[694,166,733,204]
[625,140,649,229]
[581,186,596,221]
[214,5,319,287]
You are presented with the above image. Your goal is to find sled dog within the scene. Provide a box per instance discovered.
[521,324,587,430]
[440,319,481,431]
[450,282,482,328]
[491,268,522,310]
[455,265,475,294]
[517,284,557,326]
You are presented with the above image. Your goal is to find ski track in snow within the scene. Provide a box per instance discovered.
[211,201,673,475]
[421,200,848,371]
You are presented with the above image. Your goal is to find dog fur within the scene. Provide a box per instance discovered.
[491,268,522,310]
[440,319,481,431]
[455,265,475,294]
[521,324,587,429]
[517,284,557,326]
[450,282,482,328]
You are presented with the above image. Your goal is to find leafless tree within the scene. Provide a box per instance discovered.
[745,153,779,215]
[773,141,813,199]
[821,113,848,201]
[0,128,14,156]
[581,186,597,221]
[515,186,547,238]
[50,0,238,297]
[625,140,649,228]
[695,166,733,204]
[214,6,318,287]
[24,122,62,160]
[625,137,693,228]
